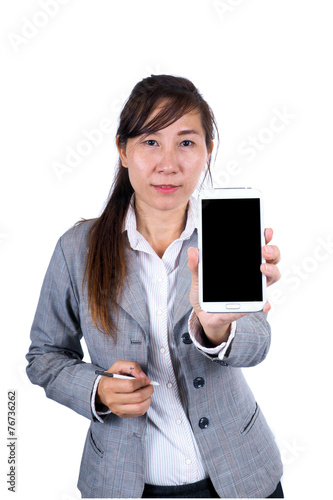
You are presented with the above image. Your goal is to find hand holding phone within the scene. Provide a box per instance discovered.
[188,198,280,346]
[198,188,266,313]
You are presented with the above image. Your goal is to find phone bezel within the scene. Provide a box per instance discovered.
[198,188,267,313]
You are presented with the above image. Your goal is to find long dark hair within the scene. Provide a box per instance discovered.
[80,75,219,337]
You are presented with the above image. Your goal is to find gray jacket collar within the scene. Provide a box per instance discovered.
[117,231,197,335]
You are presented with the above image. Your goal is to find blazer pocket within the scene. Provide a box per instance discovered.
[240,402,260,435]
[88,429,104,458]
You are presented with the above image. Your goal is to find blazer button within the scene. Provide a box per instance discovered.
[193,377,205,389]
[181,332,193,344]
[199,417,209,429]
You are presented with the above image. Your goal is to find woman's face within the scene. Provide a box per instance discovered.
[118,109,212,216]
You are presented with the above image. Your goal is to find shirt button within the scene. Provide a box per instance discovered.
[157,277,163,283]
[166,382,173,389]
[193,377,205,389]
[199,417,209,429]
[176,419,182,425]
[160,347,166,354]
[185,459,192,465]
[157,309,163,316]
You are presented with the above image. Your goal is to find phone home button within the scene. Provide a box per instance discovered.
[226,304,241,309]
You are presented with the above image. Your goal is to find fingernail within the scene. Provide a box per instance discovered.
[265,245,273,255]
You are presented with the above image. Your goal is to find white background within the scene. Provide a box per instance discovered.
[1,1,332,499]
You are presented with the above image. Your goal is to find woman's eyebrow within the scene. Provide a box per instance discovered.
[140,128,200,138]
[177,129,200,136]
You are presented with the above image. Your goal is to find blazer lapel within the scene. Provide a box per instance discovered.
[117,246,150,337]
[173,231,198,328]
[117,231,197,334]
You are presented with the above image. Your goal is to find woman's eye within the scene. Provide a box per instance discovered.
[181,140,194,147]
[145,139,158,146]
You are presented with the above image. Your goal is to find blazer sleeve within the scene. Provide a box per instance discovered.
[223,312,272,367]
[26,235,101,420]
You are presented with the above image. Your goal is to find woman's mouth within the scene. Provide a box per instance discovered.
[153,185,179,193]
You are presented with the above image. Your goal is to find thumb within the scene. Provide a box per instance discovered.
[187,247,199,277]
[187,247,202,313]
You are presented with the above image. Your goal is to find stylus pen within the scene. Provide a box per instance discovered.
[95,369,160,386]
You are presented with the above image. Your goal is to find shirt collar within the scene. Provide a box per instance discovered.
[124,195,198,251]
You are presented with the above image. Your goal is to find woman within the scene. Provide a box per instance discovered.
[26,74,284,498]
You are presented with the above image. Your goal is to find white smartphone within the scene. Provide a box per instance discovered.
[198,188,266,313]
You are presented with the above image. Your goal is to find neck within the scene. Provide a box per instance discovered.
[135,200,188,258]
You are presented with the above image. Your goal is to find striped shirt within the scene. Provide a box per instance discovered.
[92,195,235,486]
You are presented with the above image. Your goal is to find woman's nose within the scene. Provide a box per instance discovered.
[156,148,180,173]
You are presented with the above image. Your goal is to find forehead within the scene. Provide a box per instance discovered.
[145,107,205,135]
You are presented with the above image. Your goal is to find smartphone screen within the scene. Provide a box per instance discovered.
[201,197,263,304]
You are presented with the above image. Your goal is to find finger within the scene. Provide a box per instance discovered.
[111,383,154,402]
[105,385,154,416]
[113,397,153,418]
[264,228,273,245]
[260,263,281,286]
[262,301,271,314]
[109,360,148,379]
[110,377,153,394]
[262,244,281,265]
[188,247,202,312]
[187,247,199,276]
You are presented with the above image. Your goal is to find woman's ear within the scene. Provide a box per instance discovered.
[204,141,214,170]
[116,136,128,168]
[206,140,214,162]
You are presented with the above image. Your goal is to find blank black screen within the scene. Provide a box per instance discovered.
[202,198,263,302]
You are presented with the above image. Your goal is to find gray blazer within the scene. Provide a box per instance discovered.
[26,220,283,498]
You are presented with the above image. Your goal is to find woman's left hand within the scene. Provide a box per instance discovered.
[187,228,281,347]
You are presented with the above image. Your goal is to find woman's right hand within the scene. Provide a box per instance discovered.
[95,360,154,418]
